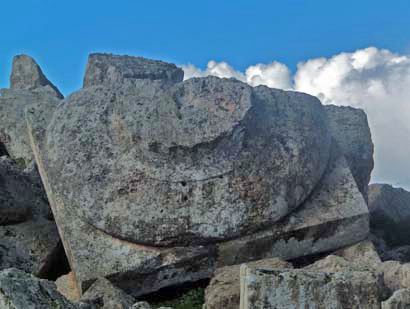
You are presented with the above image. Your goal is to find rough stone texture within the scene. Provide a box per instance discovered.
[0,156,51,224]
[325,105,374,201]
[0,218,60,276]
[240,265,384,309]
[131,302,172,309]
[83,53,184,88]
[382,289,410,309]
[0,268,81,309]
[10,54,63,99]
[203,258,292,309]
[0,55,62,166]
[381,261,410,292]
[81,277,135,308]
[335,239,382,268]
[382,245,410,263]
[56,272,81,302]
[0,156,59,276]
[45,70,331,247]
[26,54,372,297]
[368,184,410,248]
[216,147,369,266]
[304,255,375,273]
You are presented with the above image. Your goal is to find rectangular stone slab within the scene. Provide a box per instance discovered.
[26,102,369,297]
[239,266,382,309]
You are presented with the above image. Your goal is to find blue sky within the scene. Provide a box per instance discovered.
[1,0,410,188]
[1,0,409,95]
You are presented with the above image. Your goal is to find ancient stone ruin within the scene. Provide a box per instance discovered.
[1,52,409,308]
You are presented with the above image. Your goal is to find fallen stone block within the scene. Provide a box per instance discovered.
[240,265,384,309]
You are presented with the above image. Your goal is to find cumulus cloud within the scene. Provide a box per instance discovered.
[180,47,410,189]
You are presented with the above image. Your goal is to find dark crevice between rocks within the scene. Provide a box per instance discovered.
[37,241,71,281]
[138,278,209,305]
[0,142,9,157]
[289,249,334,268]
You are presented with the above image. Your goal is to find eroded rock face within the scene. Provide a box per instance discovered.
[0,156,59,276]
[0,156,51,224]
[368,184,410,248]
[45,62,331,246]
[10,54,63,99]
[80,277,136,308]
[0,268,81,309]
[325,105,374,200]
[0,55,62,165]
[83,53,184,88]
[203,258,292,309]
[382,289,410,309]
[240,266,384,309]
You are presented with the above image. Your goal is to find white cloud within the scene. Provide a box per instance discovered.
[180,47,410,189]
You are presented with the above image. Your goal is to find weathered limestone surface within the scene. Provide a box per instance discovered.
[81,277,136,308]
[203,258,292,309]
[382,289,410,309]
[0,55,62,165]
[26,53,372,297]
[56,272,81,302]
[368,184,410,248]
[325,105,374,200]
[0,156,59,276]
[10,54,63,98]
[45,75,330,246]
[240,265,384,309]
[83,53,184,88]
[216,148,369,266]
[381,261,410,292]
[0,268,83,309]
[335,239,382,268]
[0,156,51,224]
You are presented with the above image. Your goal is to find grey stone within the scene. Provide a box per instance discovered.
[368,184,410,248]
[382,289,410,309]
[0,88,61,166]
[131,302,151,309]
[0,218,60,276]
[0,268,81,309]
[216,147,369,266]
[81,277,135,308]
[0,155,58,276]
[203,258,292,309]
[335,239,382,269]
[325,105,374,200]
[304,254,375,273]
[0,55,62,165]
[131,302,172,309]
[10,54,63,99]
[26,54,370,298]
[240,265,384,309]
[0,156,51,224]
[44,74,331,247]
[381,261,410,292]
[382,245,410,263]
[83,53,184,88]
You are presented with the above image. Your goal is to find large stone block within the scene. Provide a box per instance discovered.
[240,265,383,309]
[325,105,374,200]
[216,147,369,266]
[0,55,62,165]
[25,54,370,297]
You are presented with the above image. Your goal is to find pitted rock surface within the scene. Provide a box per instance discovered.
[10,54,63,99]
[0,54,62,165]
[83,53,184,88]
[325,105,374,200]
[44,56,331,246]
